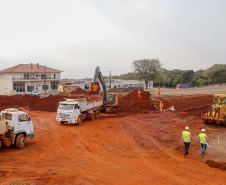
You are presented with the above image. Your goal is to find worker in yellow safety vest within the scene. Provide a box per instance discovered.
[181,126,191,157]
[199,129,209,155]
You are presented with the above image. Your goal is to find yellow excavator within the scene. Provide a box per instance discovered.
[89,66,121,113]
[201,94,226,126]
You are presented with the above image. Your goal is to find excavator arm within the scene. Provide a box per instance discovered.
[89,66,107,103]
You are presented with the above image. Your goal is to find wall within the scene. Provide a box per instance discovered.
[0,73,13,95]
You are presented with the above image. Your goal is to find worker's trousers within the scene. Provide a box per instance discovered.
[184,142,190,156]
[201,144,207,154]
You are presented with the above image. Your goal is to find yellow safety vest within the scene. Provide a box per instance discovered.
[182,131,191,143]
[199,133,207,144]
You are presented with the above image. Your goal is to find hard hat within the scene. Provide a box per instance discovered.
[185,126,189,130]
[202,128,206,132]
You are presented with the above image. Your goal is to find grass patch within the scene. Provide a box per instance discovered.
[210,92,226,95]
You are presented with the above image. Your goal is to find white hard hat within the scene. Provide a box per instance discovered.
[185,126,189,130]
[202,128,206,132]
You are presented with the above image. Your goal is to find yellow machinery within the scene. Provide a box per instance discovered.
[201,94,226,126]
[88,66,121,113]
[89,82,100,94]
[58,85,77,93]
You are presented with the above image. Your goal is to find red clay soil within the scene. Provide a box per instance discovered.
[0,92,212,114]
[161,95,213,111]
[0,93,101,112]
[206,160,226,171]
[71,87,90,95]
[119,90,155,113]
[118,92,212,114]
[0,111,225,184]
[0,92,225,184]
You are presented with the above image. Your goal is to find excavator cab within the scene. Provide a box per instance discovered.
[101,93,120,113]
[89,82,101,94]
[106,93,117,105]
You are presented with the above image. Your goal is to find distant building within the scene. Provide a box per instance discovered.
[0,63,62,95]
[63,79,152,91]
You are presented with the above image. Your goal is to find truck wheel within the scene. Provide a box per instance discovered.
[60,121,64,124]
[16,134,26,149]
[203,119,209,125]
[90,112,95,120]
[95,110,100,119]
[77,116,82,125]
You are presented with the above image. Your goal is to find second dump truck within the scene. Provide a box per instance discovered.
[0,108,34,149]
[56,98,102,124]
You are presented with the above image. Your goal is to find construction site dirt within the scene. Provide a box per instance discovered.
[0,91,225,184]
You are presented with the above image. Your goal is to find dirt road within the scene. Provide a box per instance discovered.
[0,108,225,184]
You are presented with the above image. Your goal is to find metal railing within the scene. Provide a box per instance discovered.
[12,77,60,80]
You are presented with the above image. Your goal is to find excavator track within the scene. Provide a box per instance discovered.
[105,106,121,114]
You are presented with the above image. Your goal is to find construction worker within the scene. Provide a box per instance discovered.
[109,95,113,104]
[181,126,191,157]
[138,89,141,99]
[199,129,209,155]
[158,88,161,96]
[159,101,163,111]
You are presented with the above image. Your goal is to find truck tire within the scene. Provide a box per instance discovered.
[90,112,95,120]
[16,134,26,149]
[77,116,82,125]
[95,110,100,119]
[60,121,64,124]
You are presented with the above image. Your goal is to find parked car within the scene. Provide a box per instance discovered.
[27,91,41,96]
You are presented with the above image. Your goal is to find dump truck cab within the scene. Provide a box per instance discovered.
[201,94,226,126]
[0,108,34,148]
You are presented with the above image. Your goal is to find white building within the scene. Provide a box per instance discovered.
[71,79,153,90]
[0,63,62,95]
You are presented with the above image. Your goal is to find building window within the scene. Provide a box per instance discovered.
[42,85,49,90]
[41,74,46,79]
[51,81,59,90]
[13,82,25,92]
[24,73,30,79]
[15,74,20,80]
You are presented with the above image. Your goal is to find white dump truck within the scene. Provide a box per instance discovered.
[0,108,34,149]
[56,98,103,124]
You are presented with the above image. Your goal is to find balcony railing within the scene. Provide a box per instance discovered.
[12,77,60,80]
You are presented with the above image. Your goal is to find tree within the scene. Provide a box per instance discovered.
[197,79,207,87]
[132,59,162,89]
[180,70,194,83]
[204,64,226,86]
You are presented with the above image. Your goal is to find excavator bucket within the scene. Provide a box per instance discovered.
[89,82,101,94]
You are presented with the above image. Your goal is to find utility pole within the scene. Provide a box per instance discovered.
[45,65,47,95]
[109,71,112,89]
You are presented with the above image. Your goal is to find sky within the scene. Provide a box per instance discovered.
[0,0,225,79]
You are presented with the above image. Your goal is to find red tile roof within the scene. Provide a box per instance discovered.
[0,64,63,73]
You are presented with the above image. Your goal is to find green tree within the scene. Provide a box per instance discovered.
[197,79,207,87]
[132,59,162,89]
[204,64,226,86]
[180,70,194,83]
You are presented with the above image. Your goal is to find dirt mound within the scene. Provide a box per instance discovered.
[71,87,89,95]
[119,90,155,113]
[206,160,226,171]
[123,90,151,100]
[161,95,212,111]
[0,94,101,112]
